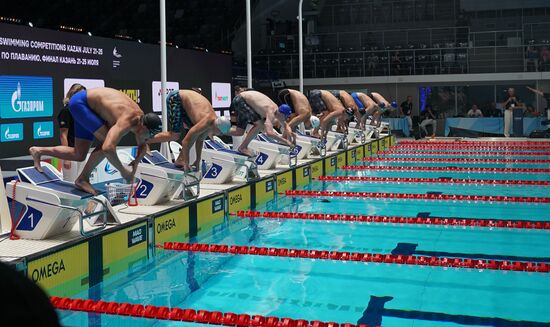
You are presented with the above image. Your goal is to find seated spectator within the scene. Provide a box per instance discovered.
[466,104,483,118]
[525,45,539,72]
[419,104,437,138]
[540,47,550,72]
[484,102,501,117]
[523,104,540,117]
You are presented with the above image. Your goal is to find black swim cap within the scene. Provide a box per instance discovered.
[143,113,162,135]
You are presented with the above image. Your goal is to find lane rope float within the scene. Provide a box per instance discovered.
[314,176,550,186]
[377,150,550,157]
[233,210,550,230]
[342,165,550,173]
[158,242,550,273]
[362,157,550,164]
[49,297,377,327]
[283,190,550,203]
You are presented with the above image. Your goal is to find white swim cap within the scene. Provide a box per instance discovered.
[310,116,320,129]
[215,116,231,134]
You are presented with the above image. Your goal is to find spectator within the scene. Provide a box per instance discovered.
[523,104,540,117]
[367,52,378,75]
[526,86,550,112]
[420,104,437,138]
[466,104,483,118]
[484,102,501,117]
[525,45,539,72]
[391,51,402,75]
[540,47,550,71]
[400,96,413,130]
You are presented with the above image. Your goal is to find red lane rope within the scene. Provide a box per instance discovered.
[393,145,550,151]
[397,140,550,146]
[159,242,550,273]
[315,176,550,186]
[362,157,550,164]
[49,297,375,327]
[284,190,550,203]
[233,210,550,230]
[342,165,550,173]
[378,150,550,156]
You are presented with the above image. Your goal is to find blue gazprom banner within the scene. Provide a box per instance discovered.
[1,123,24,142]
[0,75,53,118]
[33,121,54,139]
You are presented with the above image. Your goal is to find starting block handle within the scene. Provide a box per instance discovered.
[80,197,109,237]
[182,172,201,201]
[288,150,298,168]
[318,137,327,157]
[342,134,349,150]
[242,160,260,182]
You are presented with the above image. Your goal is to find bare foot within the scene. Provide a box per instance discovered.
[75,178,98,195]
[29,147,43,172]
[238,147,256,158]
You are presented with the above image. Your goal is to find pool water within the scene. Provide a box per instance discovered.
[58,145,550,327]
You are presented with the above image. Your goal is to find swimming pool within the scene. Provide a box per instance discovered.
[57,143,550,327]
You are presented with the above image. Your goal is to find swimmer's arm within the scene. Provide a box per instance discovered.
[264,113,292,146]
[526,86,543,96]
[102,123,133,178]
[181,119,211,167]
[286,111,307,130]
[147,131,180,144]
[59,128,69,146]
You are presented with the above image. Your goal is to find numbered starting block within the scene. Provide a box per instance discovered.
[326,131,347,151]
[295,132,320,159]
[348,122,367,144]
[141,151,200,201]
[202,139,260,184]
[249,134,297,169]
[5,163,119,240]
[366,118,390,136]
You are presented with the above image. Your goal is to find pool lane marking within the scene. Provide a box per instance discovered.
[284,190,550,203]
[233,211,550,230]
[159,242,550,273]
[49,296,374,327]
[396,140,550,146]
[359,295,550,327]
[362,157,550,164]
[315,176,550,186]
[342,165,550,173]
[391,242,550,263]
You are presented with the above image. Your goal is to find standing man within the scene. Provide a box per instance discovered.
[308,90,346,138]
[57,83,84,181]
[400,96,413,131]
[147,89,231,171]
[30,87,162,195]
[230,90,294,157]
[502,88,524,137]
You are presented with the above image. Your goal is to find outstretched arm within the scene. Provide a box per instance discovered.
[147,131,180,144]
[177,118,211,170]
[526,86,544,96]
[264,113,293,146]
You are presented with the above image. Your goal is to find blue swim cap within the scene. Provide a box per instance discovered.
[278,104,292,117]
[391,101,398,108]
[378,102,385,109]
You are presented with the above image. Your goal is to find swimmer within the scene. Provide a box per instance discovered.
[350,92,382,129]
[329,90,359,134]
[147,89,231,172]
[229,90,294,157]
[307,90,346,138]
[277,89,313,132]
[30,87,161,195]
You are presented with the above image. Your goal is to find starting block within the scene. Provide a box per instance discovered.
[5,163,119,240]
[202,138,260,183]
[141,151,200,201]
[249,134,297,169]
[326,131,348,151]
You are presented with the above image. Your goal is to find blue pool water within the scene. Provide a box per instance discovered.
[58,145,550,327]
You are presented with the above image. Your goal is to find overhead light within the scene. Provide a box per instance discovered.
[175,45,179,48]
[0,16,21,24]
[115,34,133,40]
[87,31,92,36]
[137,39,142,43]
[59,25,84,33]
[28,22,33,27]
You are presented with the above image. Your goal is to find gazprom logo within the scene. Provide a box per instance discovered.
[1,123,24,142]
[33,122,54,139]
[0,76,53,119]
[215,91,229,102]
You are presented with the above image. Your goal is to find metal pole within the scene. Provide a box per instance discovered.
[299,0,304,92]
[159,0,169,158]
[246,0,253,88]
